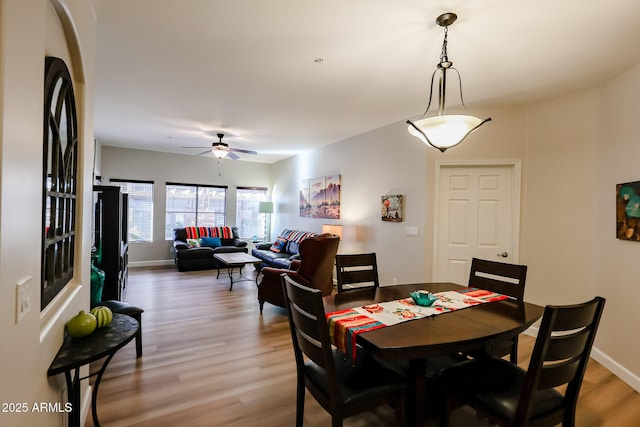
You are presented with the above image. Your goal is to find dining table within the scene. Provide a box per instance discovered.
[323,282,544,427]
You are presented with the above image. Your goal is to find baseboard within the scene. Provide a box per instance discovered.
[590,347,640,392]
[128,259,174,268]
[523,326,640,393]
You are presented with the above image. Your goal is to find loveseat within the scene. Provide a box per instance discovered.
[251,229,317,270]
[173,226,247,272]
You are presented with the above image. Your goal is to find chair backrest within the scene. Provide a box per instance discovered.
[281,273,340,396]
[516,296,606,426]
[468,257,528,301]
[335,253,380,292]
[296,233,341,296]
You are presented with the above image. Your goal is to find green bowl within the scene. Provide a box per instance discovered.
[410,291,438,307]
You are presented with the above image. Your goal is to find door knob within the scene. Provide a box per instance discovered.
[497,252,508,258]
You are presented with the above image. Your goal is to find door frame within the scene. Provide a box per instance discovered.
[432,159,522,280]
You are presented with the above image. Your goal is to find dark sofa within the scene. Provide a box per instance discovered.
[173,226,247,272]
[251,229,317,270]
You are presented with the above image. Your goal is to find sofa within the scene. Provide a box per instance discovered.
[251,229,317,270]
[173,226,248,272]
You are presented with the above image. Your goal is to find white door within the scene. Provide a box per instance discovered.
[433,161,521,285]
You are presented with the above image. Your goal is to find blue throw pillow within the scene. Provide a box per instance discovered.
[200,237,222,248]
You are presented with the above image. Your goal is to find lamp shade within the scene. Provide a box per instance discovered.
[408,115,491,152]
[258,201,274,214]
[212,150,227,159]
[322,224,343,240]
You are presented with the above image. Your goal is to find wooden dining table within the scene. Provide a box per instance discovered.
[323,282,544,427]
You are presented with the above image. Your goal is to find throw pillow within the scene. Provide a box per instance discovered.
[186,238,201,248]
[270,237,287,253]
[200,236,222,248]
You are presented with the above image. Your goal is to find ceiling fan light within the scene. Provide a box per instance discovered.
[408,115,491,152]
[212,150,227,159]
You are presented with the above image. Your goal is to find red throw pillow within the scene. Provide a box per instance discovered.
[270,237,287,253]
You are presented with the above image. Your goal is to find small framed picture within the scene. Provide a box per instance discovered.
[381,195,403,222]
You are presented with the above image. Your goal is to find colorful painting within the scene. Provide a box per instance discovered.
[381,194,403,222]
[300,175,341,219]
[616,181,640,241]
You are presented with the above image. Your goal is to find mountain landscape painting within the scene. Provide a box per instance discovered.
[300,175,341,219]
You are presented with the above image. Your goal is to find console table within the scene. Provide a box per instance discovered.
[48,313,139,427]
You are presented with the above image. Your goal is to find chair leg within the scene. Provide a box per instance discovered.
[510,336,519,364]
[259,300,264,314]
[295,379,305,427]
[440,393,454,427]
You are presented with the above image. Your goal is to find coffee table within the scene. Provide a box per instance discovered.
[214,252,262,290]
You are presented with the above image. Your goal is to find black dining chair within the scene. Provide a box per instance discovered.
[280,273,407,427]
[467,257,528,363]
[335,253,380,293]
[439,296,605,427]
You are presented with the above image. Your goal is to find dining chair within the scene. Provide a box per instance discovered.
[440,296,606,427]
[467,257,528,363]
[335,253,380,293]
[280,273,407,427]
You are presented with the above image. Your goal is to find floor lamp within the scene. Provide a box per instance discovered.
[258,201,274,242]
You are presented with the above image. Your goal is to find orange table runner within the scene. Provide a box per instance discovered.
[326,288,508,359]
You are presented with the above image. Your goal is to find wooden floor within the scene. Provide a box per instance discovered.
[88,266,640,427]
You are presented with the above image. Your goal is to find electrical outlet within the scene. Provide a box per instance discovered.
[16,276,32,323]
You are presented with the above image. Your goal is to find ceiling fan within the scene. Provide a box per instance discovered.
[185,133,257,160]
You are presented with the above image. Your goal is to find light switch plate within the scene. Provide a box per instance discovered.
[16,276,32,323]
[405,226,419,237]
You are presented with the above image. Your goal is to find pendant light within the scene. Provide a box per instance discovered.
[407,13,491,152]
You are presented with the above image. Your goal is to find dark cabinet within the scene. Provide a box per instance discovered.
[93,186,128,301]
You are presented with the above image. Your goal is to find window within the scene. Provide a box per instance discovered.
[110,180,154,242]
[42,57,78,310]
[236,187,268,239]
[165,183,227,239]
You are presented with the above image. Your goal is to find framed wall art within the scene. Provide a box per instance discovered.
[300,174,341,219]
[381,194,403,222]
[616,181,640,241]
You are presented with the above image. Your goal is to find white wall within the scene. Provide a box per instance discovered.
[595,64,640,381]
[0,1,96,426]
[270,121,428,285]
[100,146,272,264]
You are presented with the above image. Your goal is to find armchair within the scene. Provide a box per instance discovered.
[257,233,340,313]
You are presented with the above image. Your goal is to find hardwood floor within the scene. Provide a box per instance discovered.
[88,266,640,426]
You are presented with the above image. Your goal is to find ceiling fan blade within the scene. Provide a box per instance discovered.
[227,152,240,160]
[196,149,212,156]
[228,147,258,155]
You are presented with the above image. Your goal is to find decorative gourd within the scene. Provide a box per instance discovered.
[90,306,113,328]
[66,311,97,338]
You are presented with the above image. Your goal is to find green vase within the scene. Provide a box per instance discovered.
[90,263,105,307]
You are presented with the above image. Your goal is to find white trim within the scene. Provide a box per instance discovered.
[432,159,522,281]
[129,260,174,268]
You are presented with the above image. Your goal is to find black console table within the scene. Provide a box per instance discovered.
[48,313,139,427]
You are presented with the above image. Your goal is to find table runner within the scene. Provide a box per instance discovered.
[326,288,508,359]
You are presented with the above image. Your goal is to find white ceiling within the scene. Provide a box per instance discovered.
[92,0,640,163]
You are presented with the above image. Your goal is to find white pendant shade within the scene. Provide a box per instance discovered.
[407,115,490,152]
